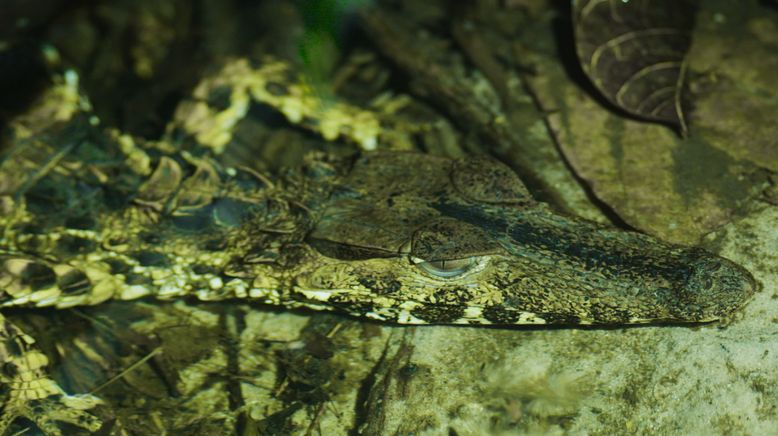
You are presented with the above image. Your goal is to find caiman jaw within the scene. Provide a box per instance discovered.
[299,152,757,326]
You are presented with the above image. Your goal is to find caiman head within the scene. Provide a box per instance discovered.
[292,152,757,325]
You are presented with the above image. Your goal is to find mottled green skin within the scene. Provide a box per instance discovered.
[1,132,756,326]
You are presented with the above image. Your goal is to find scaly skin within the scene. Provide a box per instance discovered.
[0,58,757,433]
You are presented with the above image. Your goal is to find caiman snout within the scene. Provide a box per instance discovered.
[674,256,758,322]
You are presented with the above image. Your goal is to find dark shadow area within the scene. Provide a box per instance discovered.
[0,40,51,135]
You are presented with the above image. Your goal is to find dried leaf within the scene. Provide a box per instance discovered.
[525,1,770,244]
[573,0,698,135]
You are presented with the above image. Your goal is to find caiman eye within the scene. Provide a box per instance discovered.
[412,257,478,278]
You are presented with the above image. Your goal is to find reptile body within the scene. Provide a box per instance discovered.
[0,58,757,432]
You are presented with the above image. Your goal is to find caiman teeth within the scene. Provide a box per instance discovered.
[296,288,352,302]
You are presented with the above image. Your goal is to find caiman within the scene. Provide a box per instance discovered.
[0,57,757,432]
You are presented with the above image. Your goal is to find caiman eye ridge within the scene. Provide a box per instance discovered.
[412,256,480,278]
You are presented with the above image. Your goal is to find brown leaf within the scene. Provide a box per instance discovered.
[573,0,698,135]
[524,2,769,244]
